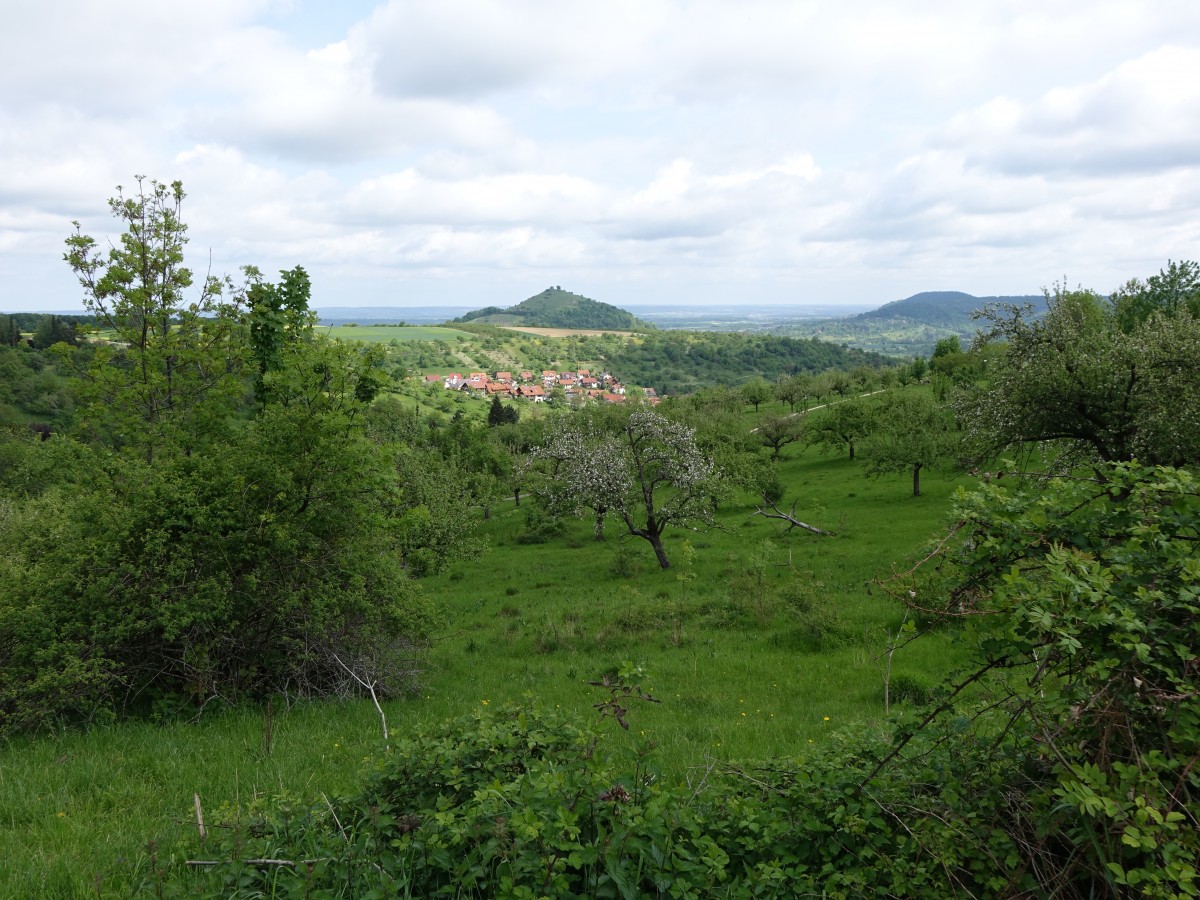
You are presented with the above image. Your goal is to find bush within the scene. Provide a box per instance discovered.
[886,672,932,705]
[154,702,1033,898]
[0,413,434,732]
[515,503,560,545]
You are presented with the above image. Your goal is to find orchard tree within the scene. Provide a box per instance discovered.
[741,378,772,413]
[773,373,808,412]
[535,408,725,568]
[756,412,804,459]
[861,391,957,496]
[807,396,876,460]
[958,270,1200,470]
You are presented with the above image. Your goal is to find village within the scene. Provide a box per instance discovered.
[421,368,660,404]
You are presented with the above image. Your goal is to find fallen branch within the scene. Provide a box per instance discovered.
[752,495,834,536]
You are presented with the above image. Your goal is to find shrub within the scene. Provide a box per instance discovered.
[886,672,932,705]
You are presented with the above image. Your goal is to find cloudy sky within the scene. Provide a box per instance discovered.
[3,1,1199,313]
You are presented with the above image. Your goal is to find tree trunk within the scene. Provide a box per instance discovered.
[647,532,671,569]
[912,463,922,497]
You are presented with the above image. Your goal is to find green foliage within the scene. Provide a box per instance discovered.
[959,269,1200,469]
[61,177,249,462]
[806,396,877,460]
[156,699,1041,898]
[740,377,772,412]
[603,330,887,396]
[0,389,435,730]
[1112,259,1200,331]
[455,286,653,330]
[861,391,958,496]
[487,394,519,427]
[756,412,803,459]
[31,314,79,349]
[891,462,1200,897]
[245,264,315,404]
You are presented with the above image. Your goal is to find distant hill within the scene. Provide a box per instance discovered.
[779,291,1048,357]
[454,287,652,331]
[851,291,1046,329]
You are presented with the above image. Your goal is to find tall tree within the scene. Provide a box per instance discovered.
[246,265,315,405]
[32,315,78,349]
[62,177,247,461]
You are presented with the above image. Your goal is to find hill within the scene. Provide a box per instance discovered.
[454,287,652,331]
[779,291,1047,357]
[851,291,1045,329]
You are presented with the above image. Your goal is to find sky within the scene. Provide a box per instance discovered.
[2,0,1199,313]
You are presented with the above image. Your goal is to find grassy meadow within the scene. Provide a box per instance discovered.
[0,411,976,896]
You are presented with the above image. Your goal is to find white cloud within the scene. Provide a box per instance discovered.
[3,1,1200,311]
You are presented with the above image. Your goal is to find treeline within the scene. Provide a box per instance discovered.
[0,312,92,348]
[604,330,888,394]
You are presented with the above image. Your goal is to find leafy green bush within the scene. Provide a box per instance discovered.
[153,701,1037,898]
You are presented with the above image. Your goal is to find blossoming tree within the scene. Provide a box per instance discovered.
[535,408,725,569]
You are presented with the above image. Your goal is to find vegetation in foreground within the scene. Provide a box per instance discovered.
[0,178,1197,897]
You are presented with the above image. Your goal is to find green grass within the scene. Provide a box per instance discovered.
[323,325,475,343]
[0,435,974,896]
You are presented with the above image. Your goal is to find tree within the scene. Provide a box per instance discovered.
[773,373,808,412]
[487,395,519,427]
[62,177,247,461]
[756,412,804,459]
[0,315,20,348]
[246,265,315,405]
[1111,258,1200,331]
[32,315,78,349]
[930,335,961,359]
[861,392,957,496]
[0,180,458,731]
[807,396,876,460]
[741,378,772,412]
[535,408,724,568]
[957,272,1200,469]
[0,343,437,729]
[827,370,852,399]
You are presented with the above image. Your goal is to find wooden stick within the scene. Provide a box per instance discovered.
[193,793,206,842]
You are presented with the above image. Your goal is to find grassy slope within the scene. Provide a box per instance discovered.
[323,324,477,343]
[0,399,972,896]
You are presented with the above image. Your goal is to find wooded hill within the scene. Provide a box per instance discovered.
[852,290,1046,328]
[780,290,1046,356]
[453,287,652,330]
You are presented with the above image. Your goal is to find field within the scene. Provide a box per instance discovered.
[0,420,974,896]
[502,326,638,337]
[323,324,476,342]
